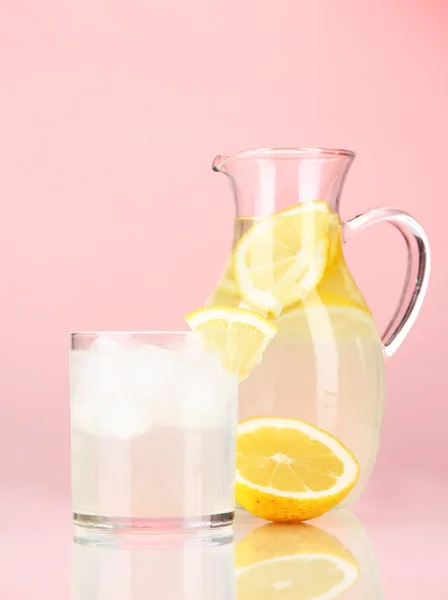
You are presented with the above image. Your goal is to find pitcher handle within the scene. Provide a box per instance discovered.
[342,208,431,357]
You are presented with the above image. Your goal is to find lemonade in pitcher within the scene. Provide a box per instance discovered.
[208,201,384,500]
[186,148,429,511]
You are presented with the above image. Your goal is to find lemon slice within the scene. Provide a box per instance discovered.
[185,306,278,381]
[234,201,333,316]
[236,522,359,600]
[236,417,360,522]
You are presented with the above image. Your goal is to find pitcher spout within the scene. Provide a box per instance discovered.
[212,155,229,172]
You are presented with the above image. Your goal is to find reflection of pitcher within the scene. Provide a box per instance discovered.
[234,509,384,599]
[208,147,430,500]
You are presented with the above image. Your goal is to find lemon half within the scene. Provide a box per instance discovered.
[236,416,360,522]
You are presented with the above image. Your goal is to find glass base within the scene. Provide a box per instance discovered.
[73,511,235,533]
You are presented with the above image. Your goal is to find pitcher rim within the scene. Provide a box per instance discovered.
[213,147,355,171]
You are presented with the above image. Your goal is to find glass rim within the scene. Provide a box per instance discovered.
[239,146,355,158]
[68,329,234,340]
[213,147,356,171]
[70,330,222,338]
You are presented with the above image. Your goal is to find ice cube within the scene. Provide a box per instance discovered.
[131,343,176,393]
[71,394,150,438]
[120,343,180,419]
[90,336,121,353]
[71,337,154,438]
[71,337,237,435]
[170,333,204,357]
[158,342,238,429]
[89,335,136,354]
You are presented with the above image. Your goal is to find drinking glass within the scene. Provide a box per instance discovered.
[70,331,238,531]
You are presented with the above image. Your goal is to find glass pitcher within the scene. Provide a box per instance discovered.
[207,147,430,501]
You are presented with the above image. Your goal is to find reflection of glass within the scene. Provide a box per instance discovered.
[72,529,235,600]
[209,147,430,502]
[70,331,238,531]
[234,509,384,599]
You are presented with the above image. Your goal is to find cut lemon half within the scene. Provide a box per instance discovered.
[236,522,359,600]
[234,201,334,317]
[236,417,360,522]
[185,307,278,381]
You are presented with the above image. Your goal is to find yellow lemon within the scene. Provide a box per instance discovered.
[185,306,278,381]
[236,417,360,522]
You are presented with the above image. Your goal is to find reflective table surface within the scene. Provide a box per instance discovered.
[1,485,447,598]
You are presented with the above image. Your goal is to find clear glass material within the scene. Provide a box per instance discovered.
[70,331,238,531]
[71,510,382,600]
[73,528,234,600]
[209,147,430,501]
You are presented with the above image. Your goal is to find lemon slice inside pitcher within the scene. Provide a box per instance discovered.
[233,201,334,317]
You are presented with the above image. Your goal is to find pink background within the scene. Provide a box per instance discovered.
[0,0,446,511]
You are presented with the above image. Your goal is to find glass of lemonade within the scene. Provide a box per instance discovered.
[70,331,238,532]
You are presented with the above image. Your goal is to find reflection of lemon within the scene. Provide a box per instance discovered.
[236,417,359,522]
[185,306,277,381]
[236,522,359,600]
[234,201,334,317]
